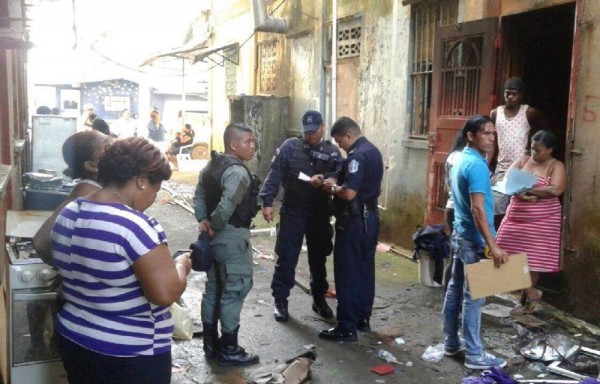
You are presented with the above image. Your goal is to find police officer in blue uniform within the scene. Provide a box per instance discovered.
[259,110,343,322]
[320,116,384,342]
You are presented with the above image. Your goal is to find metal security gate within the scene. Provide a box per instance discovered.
[425,18,498,224]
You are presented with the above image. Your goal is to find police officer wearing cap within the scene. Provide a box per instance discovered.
[259,110,343,322]
[320,116,383,342]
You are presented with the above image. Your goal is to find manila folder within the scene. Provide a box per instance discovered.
[465,253,532,300]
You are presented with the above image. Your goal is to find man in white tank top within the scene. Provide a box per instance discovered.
[490,77,547,226]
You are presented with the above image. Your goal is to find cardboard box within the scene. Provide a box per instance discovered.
[465,253,532,299]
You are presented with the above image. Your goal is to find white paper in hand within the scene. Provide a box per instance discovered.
[298,172,311,182]
[492,169,538,195]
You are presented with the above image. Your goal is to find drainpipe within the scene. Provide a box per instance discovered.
[320,0,328,136]
[251,0,288,33]
[331,0,338,123]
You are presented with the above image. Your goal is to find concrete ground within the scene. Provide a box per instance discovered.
[148,171,600,384]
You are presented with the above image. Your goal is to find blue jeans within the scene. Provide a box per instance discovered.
[442,234,486,356]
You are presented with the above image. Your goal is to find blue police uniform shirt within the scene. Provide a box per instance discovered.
[451,146,495,245]
[259,137,342,208]
[339,136,383,202]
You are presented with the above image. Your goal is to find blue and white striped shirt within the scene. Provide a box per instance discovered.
[51,198,171,357]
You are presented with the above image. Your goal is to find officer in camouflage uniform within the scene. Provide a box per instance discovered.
[259,110,343,322]
[194,122,261,366]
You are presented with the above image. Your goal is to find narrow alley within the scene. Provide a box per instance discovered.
[152,173,600,384]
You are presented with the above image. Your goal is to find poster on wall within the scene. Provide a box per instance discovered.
[103,96,131,112]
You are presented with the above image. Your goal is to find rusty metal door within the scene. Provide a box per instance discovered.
[425,18,498,224]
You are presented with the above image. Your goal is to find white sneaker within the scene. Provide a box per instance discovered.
[464,351,507,369]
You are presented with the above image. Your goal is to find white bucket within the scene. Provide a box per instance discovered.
[417,251,450,288]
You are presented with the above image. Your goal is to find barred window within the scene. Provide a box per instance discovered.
[259,40,278,93]
[337,18,361,59]
[410,0,458,137]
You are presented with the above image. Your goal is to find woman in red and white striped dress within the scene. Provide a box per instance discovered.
[496,130,567,316]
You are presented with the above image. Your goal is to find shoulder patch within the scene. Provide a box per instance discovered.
[349,159,359,173]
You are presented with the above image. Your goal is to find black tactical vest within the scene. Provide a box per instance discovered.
[282,138,338,210]
[202,151,261,228]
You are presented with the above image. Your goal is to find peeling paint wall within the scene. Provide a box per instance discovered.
[357,3,428,249]
[286,1,423,249]
[561,0,600,325]
[205,0,256,152]
[289,34,319,133]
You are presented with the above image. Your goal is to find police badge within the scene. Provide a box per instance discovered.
[349,159,359,173]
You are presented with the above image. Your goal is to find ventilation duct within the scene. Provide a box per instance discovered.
[251,0,288,34]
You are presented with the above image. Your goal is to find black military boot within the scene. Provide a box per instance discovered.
[312,296,333,318]
[274,298,289,322]
[202,323,219,358]
[217,327,260,366]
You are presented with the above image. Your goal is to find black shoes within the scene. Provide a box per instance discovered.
[217,327,260,366]
[275,296,332,321]
[312,297,334,318]
[357,318,371,332]
[319,327,358,342]
[274,299,289,322]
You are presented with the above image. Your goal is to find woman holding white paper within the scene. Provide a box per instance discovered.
[496,130,567,316]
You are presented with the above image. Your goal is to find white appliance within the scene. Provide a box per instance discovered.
[30,116,77,176]
[1,210,68,384]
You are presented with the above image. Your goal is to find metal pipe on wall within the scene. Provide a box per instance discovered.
[320,0,328,136]
[250,0,288,33]
[331,0,338,124]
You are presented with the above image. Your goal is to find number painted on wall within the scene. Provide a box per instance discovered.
[583,95,600,122]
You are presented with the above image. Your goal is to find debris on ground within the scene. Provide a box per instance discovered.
[377,349,399,364]
[483,303,514,318]
[370,364,396,376]
[377,242,392,252]
[248,351,317,384]
[421,343,445,363]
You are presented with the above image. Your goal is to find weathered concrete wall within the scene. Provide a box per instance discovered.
[560,0,600,325]
[205,1,256,152]
[292,0,425,248]
[357,3,428,248]
[461,0,573,21]
[288,33,320,133]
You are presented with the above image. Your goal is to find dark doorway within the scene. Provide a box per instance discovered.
[500,2,576,302]
[500,2,576,162]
